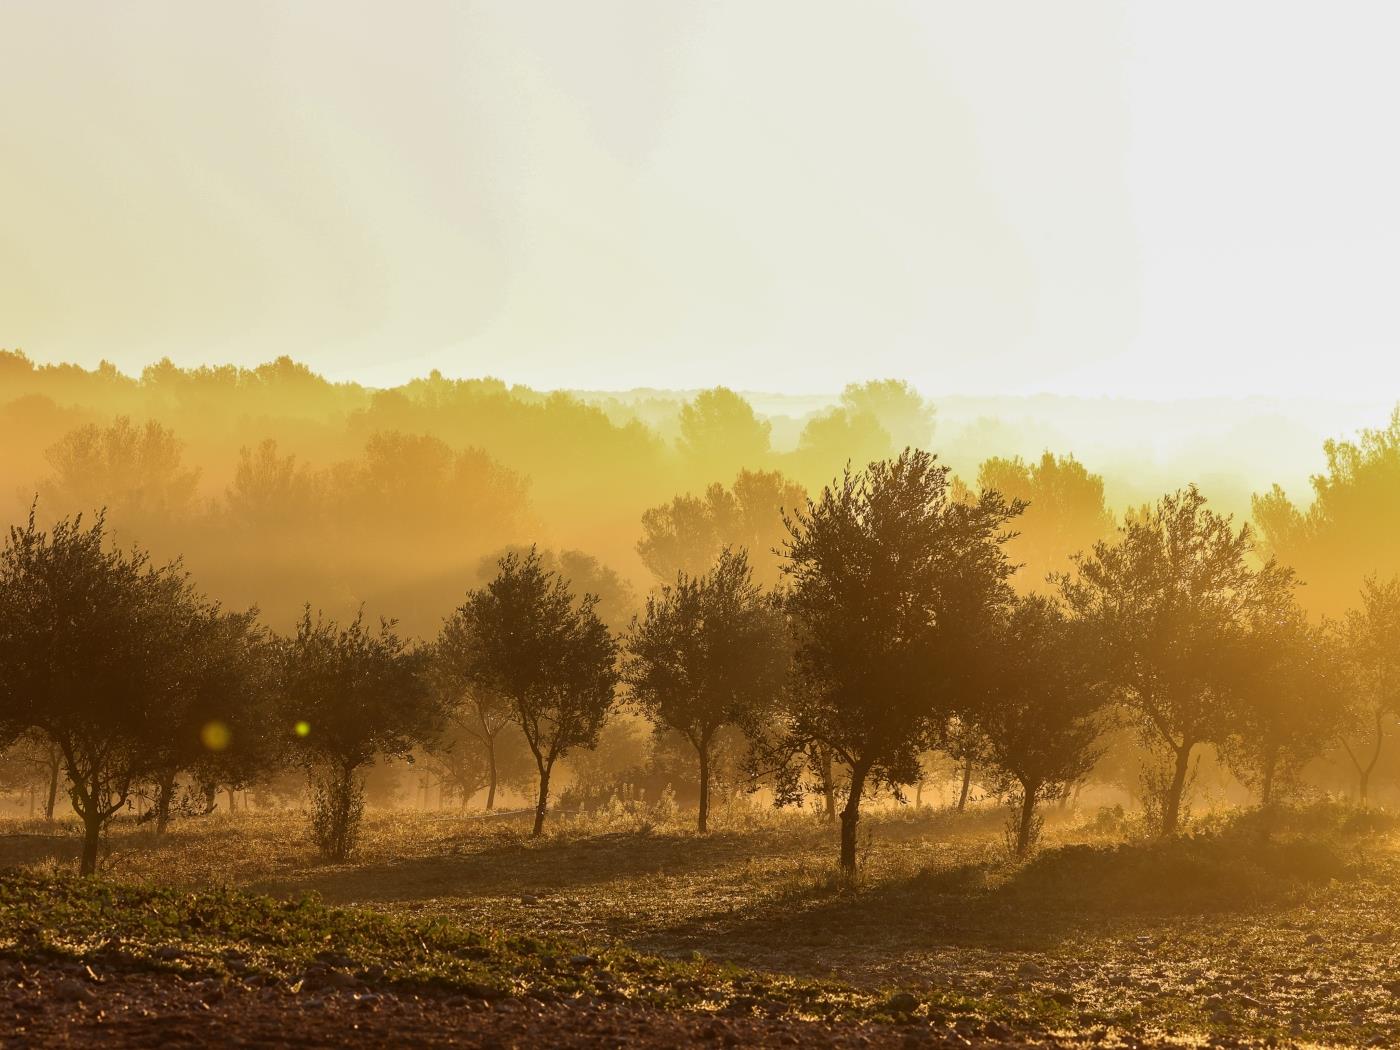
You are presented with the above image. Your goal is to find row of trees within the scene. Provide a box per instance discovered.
[3,447,1397,876]
[445,453,1396,873]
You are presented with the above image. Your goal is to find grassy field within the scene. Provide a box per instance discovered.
[3,800,1399,1046]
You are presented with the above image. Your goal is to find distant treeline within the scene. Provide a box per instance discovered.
[5,352,1394,628]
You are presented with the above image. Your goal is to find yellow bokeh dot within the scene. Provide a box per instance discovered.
[201,721,231,751]
[294,720,311,738]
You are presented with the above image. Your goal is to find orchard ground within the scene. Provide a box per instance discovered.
[2,800,1399,1047]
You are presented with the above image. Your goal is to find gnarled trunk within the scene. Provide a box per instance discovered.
[67,769,120,877]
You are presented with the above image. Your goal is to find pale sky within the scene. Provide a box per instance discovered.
[1,3,1397,398]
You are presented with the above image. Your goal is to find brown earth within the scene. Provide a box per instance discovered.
[0,960,1033,1050]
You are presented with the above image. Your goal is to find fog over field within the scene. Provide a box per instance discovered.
[5,2,1400,1047]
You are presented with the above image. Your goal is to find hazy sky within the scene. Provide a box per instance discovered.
[2,3,1397,398]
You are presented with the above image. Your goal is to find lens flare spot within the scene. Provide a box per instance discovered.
[200,721,231,751]
[294,720,311,738]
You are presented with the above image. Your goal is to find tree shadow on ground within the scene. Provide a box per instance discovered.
[0,829,82,869]
[260,808,1017,910]
[644,830,1353,966]
[248,820,821,905]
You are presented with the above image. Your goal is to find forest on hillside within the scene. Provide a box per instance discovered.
[3,351,1393,629]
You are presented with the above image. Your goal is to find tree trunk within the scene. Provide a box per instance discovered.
[485,736,498,811]
[957,757,973,812]
[839,764,869,878]
[1361,709,1384,807]
[1016,785,1038,857]
[915,780,923,809]
[1260,751,1277,810]
[696,742,711,834]
[154,770,177,835]
[820,749,836,824]
[79,811,102,876]
[1258,753,1279,843]
[1161,742,1193,837]
[44,760,59,823]
[1359,767,1370,807]
[532,763,551,837]
[226,786,238,814]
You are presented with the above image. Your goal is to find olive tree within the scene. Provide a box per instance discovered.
[977,595,1108,856]
[781,450,1021,875]
[0,509,212,874]
[1340,576,1400,805]
[279,608,438,860]
[145,607,275,833]
[1220,594,1347,817]
[431,612,516,811]
[625,547,789,832]
[1060,487,1293,836]
[458,549,620,836]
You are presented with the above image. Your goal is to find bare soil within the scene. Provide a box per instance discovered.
[0,960,1014,1049]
